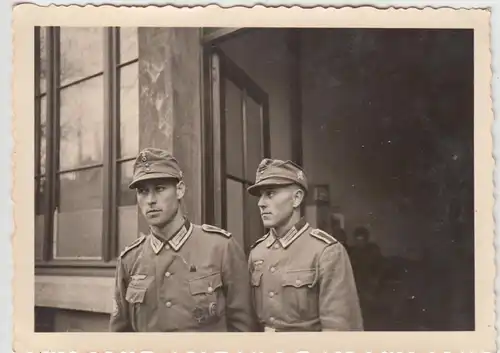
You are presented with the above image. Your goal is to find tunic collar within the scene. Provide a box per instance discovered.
[266,218,309,249]
[150,218,193,254]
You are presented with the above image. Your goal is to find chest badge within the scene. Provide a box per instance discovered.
[209,302,217,316]
[193,306,206,324]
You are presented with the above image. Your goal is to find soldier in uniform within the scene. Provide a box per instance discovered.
[247,158,363,331]
[110,148,255,332]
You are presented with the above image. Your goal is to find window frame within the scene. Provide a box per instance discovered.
[34,26,139,271]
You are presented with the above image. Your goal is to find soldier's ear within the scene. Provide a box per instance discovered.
[292,187,305,208]
[176,180,186,200]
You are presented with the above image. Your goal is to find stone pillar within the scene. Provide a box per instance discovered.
[137,28,203,227]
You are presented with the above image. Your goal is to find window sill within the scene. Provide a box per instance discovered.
[36,259,117,269]
[35,259,117,277]
[35,275,115,314]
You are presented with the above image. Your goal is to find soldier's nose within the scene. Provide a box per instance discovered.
[147,194,157,205]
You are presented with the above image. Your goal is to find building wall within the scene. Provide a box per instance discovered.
[54,310,110,332]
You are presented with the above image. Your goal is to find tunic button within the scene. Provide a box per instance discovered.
[269,291,275,298]
[295,279,302,285]
[166,301,172,308]
[165,244,170,250]
[269,317,275,323]
[270,267,276,273]
[273,244,280,249]
[165,272,171,278]
[207,286,213,293]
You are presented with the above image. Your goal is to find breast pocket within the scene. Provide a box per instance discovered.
[282,269,318,320]
[188,272,224,324]
[125,276,152,331]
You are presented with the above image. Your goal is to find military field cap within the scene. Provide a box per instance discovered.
[128,148,183,189]
[247,158,308,196]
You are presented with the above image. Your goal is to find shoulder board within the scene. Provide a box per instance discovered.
[201,224,231,238]
[120,234,146,258]
[310,229,338,245]
[251,233,269,249]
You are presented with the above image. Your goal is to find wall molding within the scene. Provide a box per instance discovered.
[35,275,114,314]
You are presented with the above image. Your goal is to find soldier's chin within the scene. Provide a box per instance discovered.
[147,216,167,227]
[261,217,275,228]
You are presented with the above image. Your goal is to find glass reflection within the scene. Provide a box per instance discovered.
[225,79,244,178]
[59,76,104,171]
[39,96,47,175]
[58,168,103,212]
[119,63,139,159]
[39,28,47,94]
[56,208,103,258]
[245,96,263,180]
[60,27,104,86]
[120,27,138,63]
[36,176,46,215]
[35,215,44,260]
[118,160,136,206]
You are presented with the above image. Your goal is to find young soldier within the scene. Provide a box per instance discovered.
[247,159,363,331]
[110,148,255,332]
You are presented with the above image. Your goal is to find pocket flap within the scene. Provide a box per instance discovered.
[251,270,263,287]
[282,269,317,288]
[125,287,146,304]
[189,272,223,295]
[128,274,152,289]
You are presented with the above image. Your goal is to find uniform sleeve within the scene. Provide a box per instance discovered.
[109,257,133,332]
[318,243,364,331]
[221,238,258,332]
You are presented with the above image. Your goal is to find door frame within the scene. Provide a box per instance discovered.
[201,31,271,254]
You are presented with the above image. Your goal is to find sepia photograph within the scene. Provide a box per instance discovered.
[12,4,495,353]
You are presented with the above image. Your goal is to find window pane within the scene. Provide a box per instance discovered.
[119,63,139,159]
[226,178,244,248]
[60,27,104,86]
[38,96,47,175]
[56,168,103,259]
[56,209,103,258]
[225,79,244,179]
[120,27,138,63]
[246,190,263,249]
[36,176,46,215]
[118,160,136,206]
[39,28,47,94]
[58,168,103,212]
[35,214,44,261]
[59,76,104,171]
[118,205,139,253]
[245,96,263,181]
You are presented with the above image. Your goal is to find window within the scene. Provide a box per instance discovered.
[35,27,139,268]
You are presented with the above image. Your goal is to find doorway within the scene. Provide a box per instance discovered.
[203,30,272,255]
